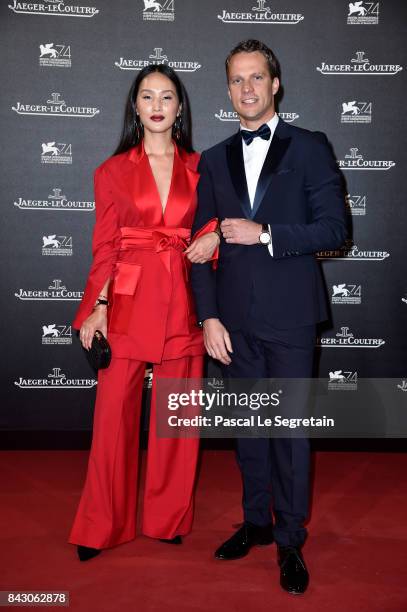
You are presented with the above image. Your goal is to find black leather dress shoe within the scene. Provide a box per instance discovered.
[278,546,309,595]
[159,536,182,545]
[77,545,101,562]
[215,523,274,560]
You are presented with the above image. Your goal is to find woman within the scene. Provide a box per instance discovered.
[69,65,219,561]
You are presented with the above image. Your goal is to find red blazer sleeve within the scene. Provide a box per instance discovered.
[191,217,219,269]
[72,164,121,330]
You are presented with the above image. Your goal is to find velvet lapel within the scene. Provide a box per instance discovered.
[251,122,291,219]
[226,132,252,219]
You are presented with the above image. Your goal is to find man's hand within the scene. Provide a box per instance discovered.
[220,218,262,245]
[203,318,233,365]
[185,231,220,264]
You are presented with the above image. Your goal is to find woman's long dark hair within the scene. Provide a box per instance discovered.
[113,64,194,155]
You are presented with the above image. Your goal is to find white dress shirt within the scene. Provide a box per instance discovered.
[241,113,279,256]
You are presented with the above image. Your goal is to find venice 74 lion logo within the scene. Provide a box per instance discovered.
[143,0,174,21]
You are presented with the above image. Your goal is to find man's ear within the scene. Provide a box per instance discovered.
[272,78,280,96]
[227,88,231,100]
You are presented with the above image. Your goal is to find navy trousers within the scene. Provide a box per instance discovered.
[221,301,316,548]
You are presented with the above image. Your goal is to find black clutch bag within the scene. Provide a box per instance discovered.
[85,330,112,370]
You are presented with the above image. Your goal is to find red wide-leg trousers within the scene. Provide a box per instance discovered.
[68,354,203,549]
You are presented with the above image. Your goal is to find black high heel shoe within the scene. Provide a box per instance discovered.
[159,536,182,545]
[77,545,101,561]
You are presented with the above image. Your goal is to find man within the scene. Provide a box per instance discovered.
[191,39,347,595]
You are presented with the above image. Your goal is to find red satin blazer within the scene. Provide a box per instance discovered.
[73,142,216,363]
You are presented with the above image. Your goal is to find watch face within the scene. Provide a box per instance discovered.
[260,232,270,245]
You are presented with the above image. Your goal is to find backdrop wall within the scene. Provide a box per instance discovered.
[1,0,406,431]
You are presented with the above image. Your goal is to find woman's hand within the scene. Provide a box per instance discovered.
[184,232,220,264]
[79,306,108,350]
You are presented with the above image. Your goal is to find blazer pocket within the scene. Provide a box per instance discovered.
[108,262,141,335]
[113,262,142,295]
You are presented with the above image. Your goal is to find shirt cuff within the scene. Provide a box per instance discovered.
[267,224,273,257]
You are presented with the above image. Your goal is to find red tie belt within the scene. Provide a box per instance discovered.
[119,226,191,280]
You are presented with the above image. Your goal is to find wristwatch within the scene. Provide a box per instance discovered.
[259,223,271,245]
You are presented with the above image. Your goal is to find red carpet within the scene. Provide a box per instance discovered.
[1,450,407,611]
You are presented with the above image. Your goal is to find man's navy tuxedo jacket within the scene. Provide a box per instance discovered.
[191,119,347,330]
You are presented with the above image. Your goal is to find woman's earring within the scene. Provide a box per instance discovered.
[173,114,182,141]
[134,113,143,141]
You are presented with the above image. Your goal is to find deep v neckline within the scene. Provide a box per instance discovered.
[144,144,176,220]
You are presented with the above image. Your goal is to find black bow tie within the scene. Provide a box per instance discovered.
[241,123,271,145]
